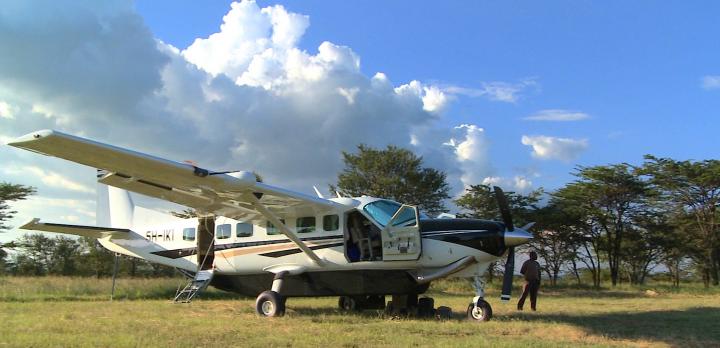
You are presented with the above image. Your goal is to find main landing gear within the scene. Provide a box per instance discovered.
[338,295,386,311]
[256,290,285,317]
[255,271,288,317]
[381,294,449,319]
[467,275,493,321]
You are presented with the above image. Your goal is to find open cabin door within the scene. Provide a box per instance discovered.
[381,205,421,261]
[174,215,215,303]
[197,216,215,270]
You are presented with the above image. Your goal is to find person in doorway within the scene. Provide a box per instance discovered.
[517,251,541,311]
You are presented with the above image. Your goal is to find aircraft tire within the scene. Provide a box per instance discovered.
[466,300,492,321]
[436,306,452,320]
[338,296,358,311]
[255,290,286,317]
[384,301,396,316]
[417,297,435,318]
[364,295,386,310]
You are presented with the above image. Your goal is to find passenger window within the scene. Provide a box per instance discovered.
[266,219,285,235]
[183,227,196,241]
[236,222,253,237]
[216,224,231,239]
[296,217,316,233]
[323,215,339,231]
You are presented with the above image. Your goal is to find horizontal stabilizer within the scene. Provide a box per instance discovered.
[20,219,133,240]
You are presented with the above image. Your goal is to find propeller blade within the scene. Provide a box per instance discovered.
[500,246,515,302]
[493,186,514,231]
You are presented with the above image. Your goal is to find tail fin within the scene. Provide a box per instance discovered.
[96,170,111,227]
[97,169,134,229]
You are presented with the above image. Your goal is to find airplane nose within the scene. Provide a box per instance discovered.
[504,229,533,247]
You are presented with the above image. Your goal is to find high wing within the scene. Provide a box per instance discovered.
[9,130,348,265]
[8,130,344,221]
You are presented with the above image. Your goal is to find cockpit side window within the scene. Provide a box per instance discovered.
[362,200,401,227]
[390,205,417,227]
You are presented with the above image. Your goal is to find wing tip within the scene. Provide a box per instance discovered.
[19,218,41,230]
[7,129,55,147]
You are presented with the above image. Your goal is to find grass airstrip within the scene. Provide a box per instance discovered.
[1,277,718,347]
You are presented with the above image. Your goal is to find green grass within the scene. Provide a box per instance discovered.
[1,277,719,347]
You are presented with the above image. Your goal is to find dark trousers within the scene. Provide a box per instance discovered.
[517,280,540,310]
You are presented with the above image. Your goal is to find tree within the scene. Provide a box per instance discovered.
[0,182,35,271]
[553,164,651,286]
[548,191,604,288]
[75,237,115,278]
[455,184,541,225]
[641,155,720,287]
[619,215,666,285]
[530,204,582,286]
[0,247,8,275]
[49,236,81,276]
[0,182,35,231]
[13,234,55,275]
[659,210,706,287]
[333,145,450,215]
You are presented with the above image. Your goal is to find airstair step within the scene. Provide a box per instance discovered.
[173,269,214,303]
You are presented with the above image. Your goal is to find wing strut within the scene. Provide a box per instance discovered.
[244,193,325,266]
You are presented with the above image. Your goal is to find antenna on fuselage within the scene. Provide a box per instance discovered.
[313,186,325,199]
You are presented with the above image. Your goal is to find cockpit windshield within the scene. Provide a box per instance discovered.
[362,200,418,227]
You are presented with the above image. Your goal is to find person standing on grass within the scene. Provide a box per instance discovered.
[517,251,541,311]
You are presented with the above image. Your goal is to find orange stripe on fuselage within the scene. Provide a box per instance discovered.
[216,239,342,258]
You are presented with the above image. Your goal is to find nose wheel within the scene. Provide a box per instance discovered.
[467,299,492,321]
[467,274,493,321]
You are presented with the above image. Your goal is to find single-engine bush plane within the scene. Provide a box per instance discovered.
[9,130,533,321]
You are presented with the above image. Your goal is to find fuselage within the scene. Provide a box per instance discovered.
[102,196,527,297]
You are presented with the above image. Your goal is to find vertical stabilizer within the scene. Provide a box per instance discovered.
[108,186,134,229]
[96,170,111,227]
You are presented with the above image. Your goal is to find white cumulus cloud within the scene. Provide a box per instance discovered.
[0,0,544,233]
[394,80,449,114]
[702,75,720,90]
[521,135,588,162]
[524,109,590,122]
[443,124,492,188]
[482,175,533,193]
[0,101,16,119]
[0,0,497,200]
[3,166,94,194]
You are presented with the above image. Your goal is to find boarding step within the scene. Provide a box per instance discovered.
[173,269,214,303]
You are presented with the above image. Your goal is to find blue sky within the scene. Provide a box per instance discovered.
[135,0,720,188]
[1,1,719,239]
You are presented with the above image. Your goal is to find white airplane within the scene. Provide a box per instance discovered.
[8,130,533,321]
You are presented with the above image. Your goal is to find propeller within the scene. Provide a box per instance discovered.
[493,186,515,302]
[493,186,514,232]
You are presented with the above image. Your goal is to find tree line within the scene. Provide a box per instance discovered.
[335,147,719,288]
[0,182,180,278]
[453,156,719,288]
[1,147,718,288]
[1,234,176,277]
